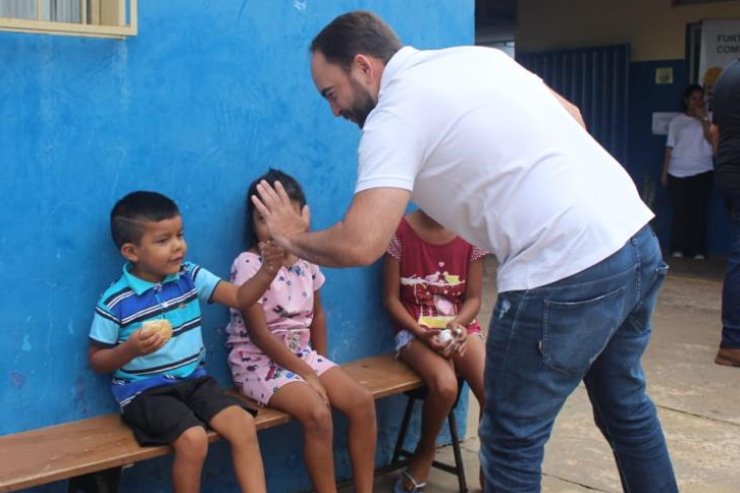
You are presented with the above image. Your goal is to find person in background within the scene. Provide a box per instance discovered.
[661,84,714,260]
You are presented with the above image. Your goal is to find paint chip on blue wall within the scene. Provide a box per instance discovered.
[11,371,25,389]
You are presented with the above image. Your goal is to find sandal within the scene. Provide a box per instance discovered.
[394,470,427,493]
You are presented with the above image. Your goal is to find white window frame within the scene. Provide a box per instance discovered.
[0,0,137,39]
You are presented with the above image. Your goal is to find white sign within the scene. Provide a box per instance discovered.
[699,19,740,97]
[652,112,680,136]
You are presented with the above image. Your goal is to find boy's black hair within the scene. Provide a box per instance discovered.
[245,169,306,249]
[681,84,704,112]
[110,191,180,249]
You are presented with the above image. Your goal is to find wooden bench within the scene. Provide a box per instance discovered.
[0,354,425,493]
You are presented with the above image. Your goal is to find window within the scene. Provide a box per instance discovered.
[0,0,137,39]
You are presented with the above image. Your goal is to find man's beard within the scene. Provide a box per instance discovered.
[342,79,377,129]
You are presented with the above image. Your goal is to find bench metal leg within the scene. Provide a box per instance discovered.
[391,386,469,493]
[448,411,468,493]
[392,395,417,464]
[67,467,121,493]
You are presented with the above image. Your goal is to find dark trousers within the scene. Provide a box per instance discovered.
[668,171,713,257]
[719,187,740,348]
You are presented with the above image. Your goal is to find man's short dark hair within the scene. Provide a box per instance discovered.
[310,11,402,71]
[110,191,180,248]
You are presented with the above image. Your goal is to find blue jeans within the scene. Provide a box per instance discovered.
[719,188,740,348]
[479,226,677,492]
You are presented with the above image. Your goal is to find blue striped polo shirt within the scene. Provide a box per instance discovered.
[89,261,221,408]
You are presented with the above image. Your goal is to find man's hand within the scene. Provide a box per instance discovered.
[252,180,310,250]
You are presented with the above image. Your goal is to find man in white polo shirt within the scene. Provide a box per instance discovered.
[253,11,678,493]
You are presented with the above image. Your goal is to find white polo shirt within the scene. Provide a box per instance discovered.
[356,46,653,292]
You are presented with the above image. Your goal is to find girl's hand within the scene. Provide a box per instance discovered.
[304,373,330,408]
[128,328,167,356]
[258,240,285,274]
[448,322,469,357]
[419,328,449,354]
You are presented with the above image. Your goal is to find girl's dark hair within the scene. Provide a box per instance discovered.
[681,84,704,112]
[245,168,306,249]
[310,10,402,72]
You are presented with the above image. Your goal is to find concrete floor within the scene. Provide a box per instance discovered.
[371,255,740,493]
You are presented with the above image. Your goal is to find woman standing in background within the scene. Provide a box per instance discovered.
[662,84,715,260]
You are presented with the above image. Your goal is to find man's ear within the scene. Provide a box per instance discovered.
[120,243,139,263]
[353,54,375,82]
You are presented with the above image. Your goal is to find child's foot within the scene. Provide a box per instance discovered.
[394,470,427,493]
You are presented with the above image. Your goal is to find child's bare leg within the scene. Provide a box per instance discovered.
[171,426,209,493]
[321,367,377,493]
[269,382,337,493]
[209,406,267,493]
[399,341,458,488]
[451,335,486,406]
[451,335,486,488]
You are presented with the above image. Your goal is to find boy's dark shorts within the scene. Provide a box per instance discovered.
[121,375,256,446]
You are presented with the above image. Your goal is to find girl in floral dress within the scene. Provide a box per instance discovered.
[226,169,376,493]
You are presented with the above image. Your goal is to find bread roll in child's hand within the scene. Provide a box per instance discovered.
[141,319,173,343]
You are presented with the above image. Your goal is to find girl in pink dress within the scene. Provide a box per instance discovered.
[226,169,376,493]
[382,209,487,493]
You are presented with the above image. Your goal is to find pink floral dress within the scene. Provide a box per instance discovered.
[226,251,336,405]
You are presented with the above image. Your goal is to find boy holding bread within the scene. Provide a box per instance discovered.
[88,191,267,493]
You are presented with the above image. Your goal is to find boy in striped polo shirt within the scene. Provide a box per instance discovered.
[88,191,267,493]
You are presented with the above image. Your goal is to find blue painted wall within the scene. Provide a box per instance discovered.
[627,60,730,255]
[0,1,473,492]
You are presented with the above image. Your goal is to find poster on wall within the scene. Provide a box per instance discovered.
[698,19,740,106]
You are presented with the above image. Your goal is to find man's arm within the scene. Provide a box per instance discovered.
[254,182,411,267]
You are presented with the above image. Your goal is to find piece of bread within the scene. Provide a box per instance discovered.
[142,319,173,343]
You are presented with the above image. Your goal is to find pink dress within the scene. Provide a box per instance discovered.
[226,251,336,405]
[387,217,488,335]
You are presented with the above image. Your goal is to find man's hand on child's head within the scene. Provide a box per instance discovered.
[252,180,311,249]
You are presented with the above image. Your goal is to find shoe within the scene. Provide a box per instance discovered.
[394,470,427,493]
[693,254,706,260]
[671,251,684,258]
[714,348,740,367]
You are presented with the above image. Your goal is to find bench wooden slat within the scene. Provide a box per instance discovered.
[0,354,421,492]
[342,353,424,398]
